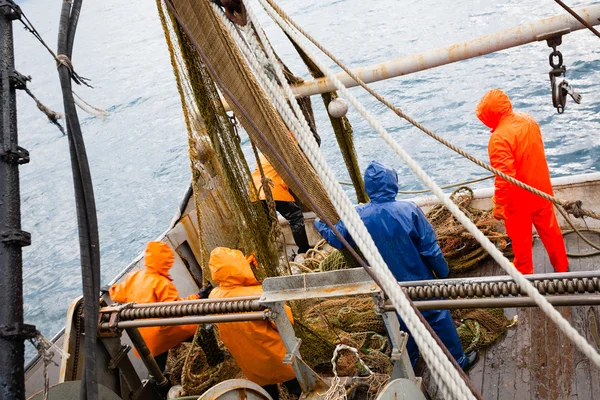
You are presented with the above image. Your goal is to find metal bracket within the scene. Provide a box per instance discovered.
[0,0,21,20]
[98,303,133,338]
[535,28,571,44]
[282,338,302,365]
[107,343,132,370]
[1,146,30,165]
[8,70,31,90]
[0,229,31,247]
[0,323,36,340]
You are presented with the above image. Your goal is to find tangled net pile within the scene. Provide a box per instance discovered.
[166,325,242,396]
[427,186,512,272]
[289,188,518,372]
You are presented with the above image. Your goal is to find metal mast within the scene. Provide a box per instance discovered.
[0,2,34,399]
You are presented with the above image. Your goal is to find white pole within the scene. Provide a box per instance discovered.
[221,5,600,110]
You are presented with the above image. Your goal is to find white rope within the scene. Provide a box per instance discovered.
[212,4,468,400]
[253,0,600,371]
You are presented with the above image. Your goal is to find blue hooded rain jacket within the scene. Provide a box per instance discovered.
[314,161,467,368]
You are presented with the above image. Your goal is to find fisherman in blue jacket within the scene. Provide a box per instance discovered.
[314,160,477,370]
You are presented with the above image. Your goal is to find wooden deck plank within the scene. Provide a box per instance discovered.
[418,230,600,399]
[494,324,518,400]
[573,232,600,399]
[514,306,533,400]
[531,239,551,399]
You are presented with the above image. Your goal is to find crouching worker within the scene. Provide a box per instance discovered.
[109,241,202,371]
[314,161,477,370]
[251,152,311,255]
[208,247,301,400]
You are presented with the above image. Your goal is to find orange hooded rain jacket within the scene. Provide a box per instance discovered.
[109,241,199,357]
[208,247,296,386]
[476,89,568,274]
[251,153,295,202]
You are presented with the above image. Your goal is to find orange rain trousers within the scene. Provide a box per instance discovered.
[505,205,568,274]
[109,242,199,357]
[476,89,568,274]
[208,247,296,386]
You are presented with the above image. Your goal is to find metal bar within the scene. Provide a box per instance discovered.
[291,5,600,97]
[99,312,269,330]
[0,2,30,399]
[399,270,600,288]
[220,5,600,110]
[127,295,260,309]
[379,310,416,382]
[267,301,328,394]
[124,328,167,386]
[386,294,600,310]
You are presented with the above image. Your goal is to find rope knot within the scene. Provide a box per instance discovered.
[563,200,586,219]
[55,54,73,72]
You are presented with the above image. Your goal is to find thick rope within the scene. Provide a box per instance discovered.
[255,0,600,379]
[218,5,476,399]
[262,0,600,222]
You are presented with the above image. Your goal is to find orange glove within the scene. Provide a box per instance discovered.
[492,197,506,220]
[246,253,258,269]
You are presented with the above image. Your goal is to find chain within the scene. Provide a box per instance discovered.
[546,35,581,113]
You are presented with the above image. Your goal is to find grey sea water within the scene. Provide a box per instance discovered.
[12,0,599,359]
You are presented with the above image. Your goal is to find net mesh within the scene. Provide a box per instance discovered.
[426,186,513,273]
[168,0,340,227]
[157,0,285,279]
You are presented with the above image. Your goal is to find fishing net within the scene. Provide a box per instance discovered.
[453,308,518,353]
[290,294,391,375]
[156,0,286,280]
[426,186,512,273]
[165,0,340,226]
[166,325,243,396]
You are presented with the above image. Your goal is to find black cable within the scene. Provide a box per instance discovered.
[65,0,83,58]
[56,1,100,400]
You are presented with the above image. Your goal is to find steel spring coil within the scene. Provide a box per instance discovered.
[112,299,265,321]
[403,277,600,300]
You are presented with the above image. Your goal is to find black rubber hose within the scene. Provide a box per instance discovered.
[56,1,100,400]
[65,0,82,59]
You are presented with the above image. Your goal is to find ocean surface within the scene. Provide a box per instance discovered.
[12,0,599,360]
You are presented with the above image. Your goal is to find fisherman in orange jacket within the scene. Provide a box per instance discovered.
[109,241,202,370]
[251,153,311,255]
[476,89,568,274]
[208,247,301,400]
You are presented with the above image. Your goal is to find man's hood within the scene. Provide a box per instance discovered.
[144,241,174,278]
[209,247,260,287]
[364,161,398,203]
[475,89,513,131]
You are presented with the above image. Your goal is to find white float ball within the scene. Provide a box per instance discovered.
[328,98,348,118]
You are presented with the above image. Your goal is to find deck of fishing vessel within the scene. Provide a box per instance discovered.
[421,232,600,399]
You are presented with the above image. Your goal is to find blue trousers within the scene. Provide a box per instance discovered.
[398,309,467,369]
